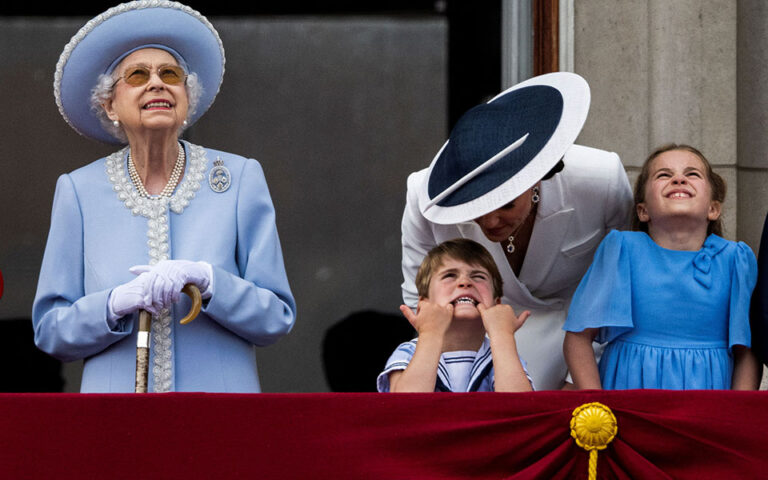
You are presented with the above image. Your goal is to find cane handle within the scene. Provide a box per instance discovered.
[179,284,202,325]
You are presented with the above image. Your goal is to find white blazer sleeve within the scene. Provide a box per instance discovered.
[400,171,437,309]
[603,152,634,231]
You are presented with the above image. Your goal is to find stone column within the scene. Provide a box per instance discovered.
[737,0,768,388]
[737,0,768,249]
[573,0,738,238]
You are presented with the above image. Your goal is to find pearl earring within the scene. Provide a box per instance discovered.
[113,120,120,128]
[182,120,188,127]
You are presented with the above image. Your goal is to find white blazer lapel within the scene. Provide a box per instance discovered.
[520,175,574,292]
[456,216,566,309]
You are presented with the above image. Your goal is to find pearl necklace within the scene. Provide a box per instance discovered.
[128,143,185,198]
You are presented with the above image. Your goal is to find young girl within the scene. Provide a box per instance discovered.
[563,144,760,390]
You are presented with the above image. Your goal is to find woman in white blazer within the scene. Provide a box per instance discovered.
[400,73,632,390]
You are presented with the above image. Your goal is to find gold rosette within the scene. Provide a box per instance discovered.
[570,402,617,480]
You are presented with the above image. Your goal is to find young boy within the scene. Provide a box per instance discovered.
[377,239,533,392]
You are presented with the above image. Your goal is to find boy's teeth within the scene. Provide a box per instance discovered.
[454,297,477,305]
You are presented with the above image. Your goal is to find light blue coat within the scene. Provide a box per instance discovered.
[32,142,296,392]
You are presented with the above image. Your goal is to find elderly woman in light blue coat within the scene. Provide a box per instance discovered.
[33,1,295,392]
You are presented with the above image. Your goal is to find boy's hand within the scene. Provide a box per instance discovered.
[477,304,529,337]
[480,304,533,392]
[390,301,453,393]
[399,300,453,337]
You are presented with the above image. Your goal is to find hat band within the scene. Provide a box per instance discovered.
[423,132,529,212]
[106,44,188,74]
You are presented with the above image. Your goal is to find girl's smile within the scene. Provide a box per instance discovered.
[637,149,720,226]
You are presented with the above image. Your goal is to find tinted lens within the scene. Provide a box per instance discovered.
[123,66,151,86]
[158,65,185,85]
[119,65,186,86]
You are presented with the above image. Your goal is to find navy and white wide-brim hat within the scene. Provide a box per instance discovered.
[54,1,225,144]
[418,72,590,225]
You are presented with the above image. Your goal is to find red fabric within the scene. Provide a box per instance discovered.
[0,390,765,479]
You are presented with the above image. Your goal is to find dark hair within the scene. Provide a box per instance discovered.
[542,159,564,181]
[415,238,503,299]
[632,144,725,236]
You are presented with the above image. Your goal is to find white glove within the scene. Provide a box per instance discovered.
[108,272,156,321]
[130,260,213,304]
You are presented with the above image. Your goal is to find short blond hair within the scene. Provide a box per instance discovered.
[415,238,503,299]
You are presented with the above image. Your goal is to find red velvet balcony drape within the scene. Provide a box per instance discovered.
[0,390,765,479]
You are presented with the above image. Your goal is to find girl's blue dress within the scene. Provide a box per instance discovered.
[564,230,757,389]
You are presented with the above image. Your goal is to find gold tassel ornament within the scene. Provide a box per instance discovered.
[570,402,618,480]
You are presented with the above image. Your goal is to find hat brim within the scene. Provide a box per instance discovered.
[418,72,590,225]
[54,1,225,144]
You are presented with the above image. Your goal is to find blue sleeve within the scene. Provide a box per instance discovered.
[376,341,416,392]
[728,242,758,349]
[32,174,132,362]
[563,230,634,344]
[201,159,296,346]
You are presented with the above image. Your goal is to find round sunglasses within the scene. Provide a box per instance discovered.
[112,64,187,88]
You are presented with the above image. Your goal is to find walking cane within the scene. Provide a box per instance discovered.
[135,284,202,393]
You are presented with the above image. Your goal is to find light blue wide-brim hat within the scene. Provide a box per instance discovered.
[418,72,590,225]
[54,0,225,144]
